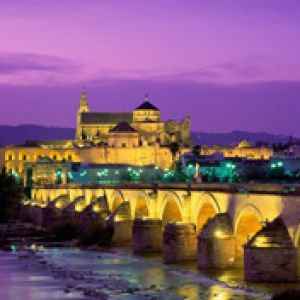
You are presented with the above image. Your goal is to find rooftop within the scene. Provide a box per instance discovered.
[109,122,137,133]
[135,101,159,111]
[81,112,133,124]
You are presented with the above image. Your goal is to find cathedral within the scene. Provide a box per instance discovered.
[0,91,273,183]
[0,91,193,178]
[76,91,192,146]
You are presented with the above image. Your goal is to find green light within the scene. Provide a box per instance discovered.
[277,161,283,167]
[271,163,276,168]
[226,163,232,168]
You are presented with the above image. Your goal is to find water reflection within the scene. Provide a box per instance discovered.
[138,268,166,288]
[173,285,201,300]
[209,285,231,300]
[0,248,270,300]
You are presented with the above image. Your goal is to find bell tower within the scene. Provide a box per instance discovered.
[76,89,90,140]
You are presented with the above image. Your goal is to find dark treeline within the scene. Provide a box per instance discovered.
[0,168,23,223]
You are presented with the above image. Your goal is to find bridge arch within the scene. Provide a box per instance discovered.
[134,191,150,219]
[234,204,263,265]
[92,195,109,214]
[72,196,87,212]
[110,190,125,212]
[194,192,221,233]
[161,191,183,226]
[47,194,70,210]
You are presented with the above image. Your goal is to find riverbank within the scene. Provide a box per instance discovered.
[0,247,270,300]
[1,222,300,299]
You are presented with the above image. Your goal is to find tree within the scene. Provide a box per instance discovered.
[168,142,180,170]
[0,168,23,222]
[192,145,201,158]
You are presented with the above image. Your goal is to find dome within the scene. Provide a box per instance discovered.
[237,140,252,148]
[135,101,159,111]
[109,122,137,133]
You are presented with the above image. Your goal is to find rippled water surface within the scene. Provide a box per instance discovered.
[0,248,274,300]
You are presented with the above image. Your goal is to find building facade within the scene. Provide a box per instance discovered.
[76,91,192,146]
[200,140,273,160]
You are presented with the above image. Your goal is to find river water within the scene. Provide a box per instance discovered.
[0,247,287,300]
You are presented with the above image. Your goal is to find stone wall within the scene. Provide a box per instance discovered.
[133,219,163,253]
[244,247,297,282]
[163,223,197,263]
[198,236,236,269]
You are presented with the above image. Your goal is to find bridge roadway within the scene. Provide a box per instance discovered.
[27,182,300,282]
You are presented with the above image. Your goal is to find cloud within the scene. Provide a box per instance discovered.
[217,62,266,79]
[0,52,77,75]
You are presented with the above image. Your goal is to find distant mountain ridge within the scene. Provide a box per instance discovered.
[192,131,295,146]
[0,125,295,147]
[0,125,74,146]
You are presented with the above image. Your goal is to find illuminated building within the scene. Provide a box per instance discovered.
[200,140,273,160]
[0,91,191,179]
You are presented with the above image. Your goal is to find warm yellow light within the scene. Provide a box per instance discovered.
[254,236,270,247]
[55,202,62,209]
[75,204,84,212]
[214,230,226,239]
[93,204,100,212]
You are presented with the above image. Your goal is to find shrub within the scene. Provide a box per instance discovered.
[0,169,23,222]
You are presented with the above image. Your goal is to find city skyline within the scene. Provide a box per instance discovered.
[0,0,300,136]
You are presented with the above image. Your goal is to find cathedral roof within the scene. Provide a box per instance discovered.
[109,122,137,133]
[237,140,252,148]
[135,101,159,111]
[81,112,133,124]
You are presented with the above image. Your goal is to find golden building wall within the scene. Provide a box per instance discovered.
[133,109,160,122]
[108,132,140,148]
[201,146,273,160]
[1,147,79,176]
[79,124,116,141]
[79,147,173,170]
[1,144,173,180]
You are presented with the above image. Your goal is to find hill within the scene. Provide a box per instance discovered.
[0,125,74,146]
[0,125,295,147]
[192,131,294,146]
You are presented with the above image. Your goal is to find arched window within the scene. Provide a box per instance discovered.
[5,151,15,161]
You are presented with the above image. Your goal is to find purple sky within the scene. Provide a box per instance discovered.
[0,0,300,136]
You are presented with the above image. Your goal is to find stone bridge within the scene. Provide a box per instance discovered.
[26,182,300,282]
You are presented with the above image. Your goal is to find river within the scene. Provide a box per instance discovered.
[0,247,290,300]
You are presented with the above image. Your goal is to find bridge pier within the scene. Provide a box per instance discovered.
[111,220,133,246]
[79,199,109,230]
[18,204,33,223]
[163,222,197,263]
[244,217,298,282]
[110,202,133,246]
[133,219,163,253]
[42,207,63,229]
[61,209,80,226]
[197,214,236,269]
[28,205,44,226]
